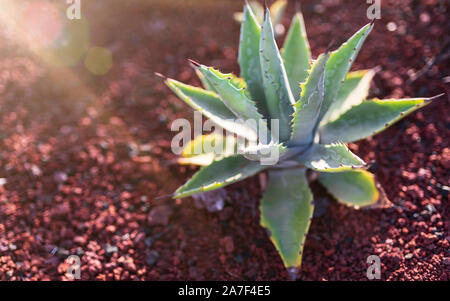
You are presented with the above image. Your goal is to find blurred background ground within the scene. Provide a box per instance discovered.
[0,0,448,280]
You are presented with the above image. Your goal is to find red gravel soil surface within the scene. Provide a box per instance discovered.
[0,0,449,281]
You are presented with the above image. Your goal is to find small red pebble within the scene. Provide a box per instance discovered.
[324,249,335,257]
[73,236,86,245]
[106,225,116,233]
[220,236,235,253]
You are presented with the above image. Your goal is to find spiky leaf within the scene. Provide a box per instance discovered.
[165,79,257,141]
[260,8,295,142]
[228,73,250,97]
[194,68,214,91]
[318,23,374,123]
[194,67,248,96]
[174,155,264,198]
[321,69,376,124]
[238,3,268,116]
[320,98,432,144]
[281,12,311,98]
[291,53,329,145]
[241,142,287,166]
[318,170,379,207]
[195,64,267,133]
[260,168,313,269]
[298,143,366,172]
[178,134,237,166]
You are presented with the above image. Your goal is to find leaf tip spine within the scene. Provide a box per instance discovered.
[187,58,201,68]
[295,0,302,13]
[426,93,445,103]
[154,72,167,80]
[154,193,174,201]
[326,39,335,53]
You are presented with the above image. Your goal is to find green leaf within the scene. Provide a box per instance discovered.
[320,98,432,144]
[178,134,237,166]
[229,74,248,91]
[290,53,329,145]
[281,12,311,99]
[321,69,376,124]
[298,143,366,172]
[194,65,248,95]
[238,3,268,116]
[174,155,264,198]
[165,78,257,141]
[318,170,379,207]
[260,168,314,268]
[260,8,295,142]
[318,23,374,123]
[241,142,287,166]
[200,69,248,96]
[195,64,267,133]
[194,68,214,91]
[222,72,251,98]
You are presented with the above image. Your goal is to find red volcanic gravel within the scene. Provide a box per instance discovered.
[0,0,449,280]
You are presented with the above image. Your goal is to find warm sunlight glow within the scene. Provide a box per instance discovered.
[0,0,90,67]
[20,1,63,47]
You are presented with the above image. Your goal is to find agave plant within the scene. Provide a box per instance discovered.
[160,3,439,278]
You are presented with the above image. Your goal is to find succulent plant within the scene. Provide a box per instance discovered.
[160,3,440,278]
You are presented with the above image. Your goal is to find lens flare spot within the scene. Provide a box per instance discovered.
[41,17,90,67]
[20,1,63,47]
[386,22,397,32]
[84,47,113,76]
